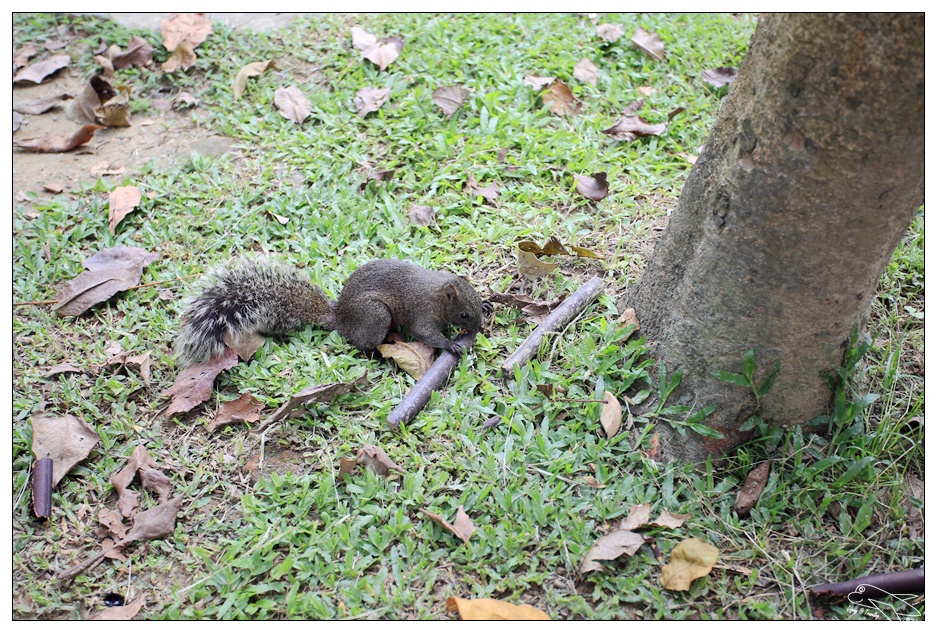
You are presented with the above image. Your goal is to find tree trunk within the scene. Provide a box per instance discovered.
[627,14,923,462]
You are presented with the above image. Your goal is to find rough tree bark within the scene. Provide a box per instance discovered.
[627,14,923,462]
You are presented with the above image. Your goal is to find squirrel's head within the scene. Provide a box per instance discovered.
[440,277,487,334]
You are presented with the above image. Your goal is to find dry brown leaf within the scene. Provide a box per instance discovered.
[580,528,648,573]
[98,506,129,540]
[701,66,738,88]
[518,236,569,256]
[574,172,609,201]
[600,391,622,438]
[617,503,652,531]
[43,362,83,377]
[13,53,70,84]
[110,445,171,518]
[541,79,581,116]
[67,75,115,124]
[362,37,403,72]
[523,75,555,89]
[162,348,239,417]
[30,413,100,488]
[108,185,142,234]
[596,23,623,43]
[233,60,274,100]
[338,457,358,477]
[54,245,157,317]
[632,27,666,61]
[161,13,212,51]
[13,93,72,115]
[661,538,719,591]
[254,374,369,433]
[110,35,154,70]
[652,510,691,529]
[13,44,37,72]
[446,597,549,621]
[517,249,559,281]
[432,85,469,117]
[421,506,475,544]
[406,205,436,227]
[274,86,311,124]
[645,432,661,460]
[569,244,602,259]
[207,393,264,432]
[350,26,378,51]
[619,307,640,330]
[172,92,198,109]
[573,59,599,87]
[377,337,434,379]
[357,444,405,476]
[161,41,197,73]
[602,115,667,142]
[88,595,145,621]
[583,476,606,489]
[465,173,500,203]
[124,496,185,542]
[354,87,390,117]
[14,124,104,153]
[359,169,395,191]
[104,350,153,387]
[488,291,565,317]
[222,329,266,362]
[734,461,770,516]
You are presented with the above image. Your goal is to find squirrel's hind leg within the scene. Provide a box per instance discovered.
[336,296,392,354]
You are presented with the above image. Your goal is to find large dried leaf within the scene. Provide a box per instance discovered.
[573,59,599,87]
[30,413,100,488]
[602,115,667,141]
[541,79,580,116]
[274,86,311,124]
[357,444,405,476]
[162,348,239,417]
[734,461,770,516]
[517,249,559,280]
[207,393,264,432]
[110,35,154,70]
[432,85,469,117]
[701,66,738,88]
[108,185,142,234]
[518,236,569,256]
[43,362,83,377]
[600,390,622,438]
[421,506,475,544]
[661,538,719,590]
[53,245,157,316]
[88,595,145,621]
[13,93,73,115]
[580,529,648,573]
[523,75,555,89]
[354,87,390,117]
[233,60,274,100]
[13,53,70,84]
[465,173,500,202]
[377,337,434,379]
[652,510,691,529]
[617,503,652,531]
[353,30,403,72]
[632,27,665,61]
[111,445,171,518]
[446,597,549,621]
[14,124,104,153]
[350,26,378,51]
[123,496,185,542]
[161,41,196,73]
[574,172,609,201]
[254,374,369,433]
[161,13,212,51]
[596,23,623,43]
[98,506,128,540]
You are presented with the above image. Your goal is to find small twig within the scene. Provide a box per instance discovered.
[387,333,476,429]
[554,398,608,404]
[501,276,605,376]
[13,299,58,306]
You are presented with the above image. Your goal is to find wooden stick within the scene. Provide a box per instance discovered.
[387,333,476,430]
[501,276,604,376]
[31,457,53,519]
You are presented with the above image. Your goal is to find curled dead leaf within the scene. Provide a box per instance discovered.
[274,86,311,124]
[13,53,70,84]
[574,172,609,201]
[254,373,368,433]
[354,87,390,117]
[406,205,436,227]
[602,115,667,142]
[162,41,197,73]
[701,66,738,88]
[573,58,599,87]
[162,348,239,417]
[377,336,435,379]
[596,23,624,43]
[523,75,555,90]
[53,245,158,316]
[233,60,275,100]
[465,173,500,203]
[517,249,559,281]
[541,79,580,116]
[580,528,648,573]
[632,27,666,61]
[617,503,652,531]
[600,391,622,438]
[357,444,404,476]
[30,413,101,488]
[207,393,264,432]
[14,124,104,153]
[735,461,770,516]
[421,506,475,544]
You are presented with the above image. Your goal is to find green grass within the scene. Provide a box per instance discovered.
[12,13,923,620]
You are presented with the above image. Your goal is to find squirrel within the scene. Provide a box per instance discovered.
[174,258,488,366]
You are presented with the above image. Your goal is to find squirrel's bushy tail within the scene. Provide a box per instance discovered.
[175,259,336,365]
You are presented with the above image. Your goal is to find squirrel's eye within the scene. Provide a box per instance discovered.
[460,311,470,319]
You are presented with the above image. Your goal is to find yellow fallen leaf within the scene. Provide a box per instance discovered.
[661,537,719,591]
[233,60,275,100]
[446,597,549,620]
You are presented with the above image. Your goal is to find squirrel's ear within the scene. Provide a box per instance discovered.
[439,281,459,302]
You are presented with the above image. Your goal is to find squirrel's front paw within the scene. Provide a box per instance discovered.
[446,340,464,356]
